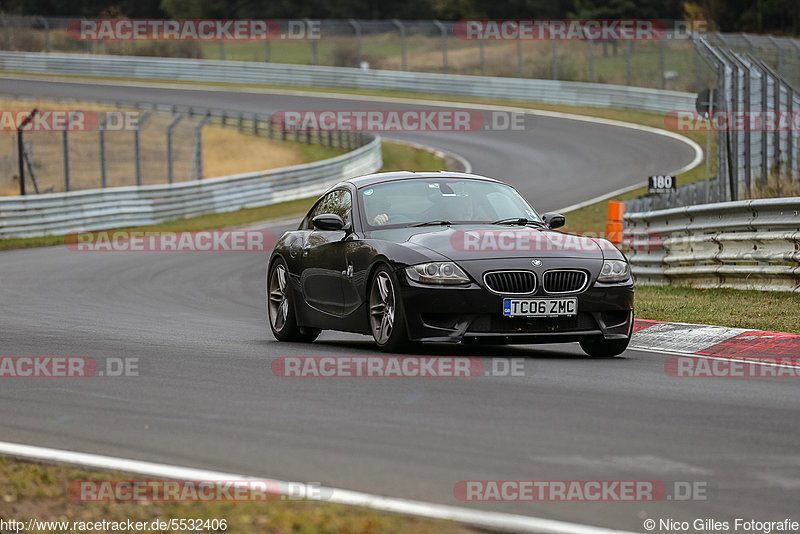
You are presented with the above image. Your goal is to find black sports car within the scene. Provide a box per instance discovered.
[267,172,634,356]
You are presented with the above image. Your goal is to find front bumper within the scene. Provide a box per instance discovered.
[399,275,634,344]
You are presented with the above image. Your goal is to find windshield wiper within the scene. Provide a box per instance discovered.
[410,220,452,227]
[491,217,545,227]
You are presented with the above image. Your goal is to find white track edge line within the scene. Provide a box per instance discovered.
[0,441,637,534]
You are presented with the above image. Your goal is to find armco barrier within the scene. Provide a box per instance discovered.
[0,135,381,238]
[623,198,800,291]
[0,52,696,113]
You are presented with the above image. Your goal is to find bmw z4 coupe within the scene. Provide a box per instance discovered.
[267,172,634,356]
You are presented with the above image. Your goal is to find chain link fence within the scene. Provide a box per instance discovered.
[626,36,800,213]
[2,16,800,92]
[0,98,365,195]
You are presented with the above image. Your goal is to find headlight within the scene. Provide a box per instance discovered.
[597,259,630,282]
[405,262,470,285]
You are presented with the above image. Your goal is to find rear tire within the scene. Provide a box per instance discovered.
[579,336,630,357]
[267,259,321,343]
[368,266,417,353]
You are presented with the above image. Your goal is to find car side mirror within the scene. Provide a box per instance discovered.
[542,212,566,229]
[312,213,345,231]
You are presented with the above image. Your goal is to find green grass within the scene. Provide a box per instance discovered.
[0,141,443,250]
[0,457,478,534]
[380,142,446,172]
[635,286,800,334]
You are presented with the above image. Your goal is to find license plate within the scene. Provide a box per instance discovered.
[503,298,577,317]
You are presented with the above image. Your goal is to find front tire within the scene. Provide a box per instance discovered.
[579,336,630,357]
[267,259,321,343]
[368,266,416,353]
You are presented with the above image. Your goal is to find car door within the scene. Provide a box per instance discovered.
[299,189,352,316]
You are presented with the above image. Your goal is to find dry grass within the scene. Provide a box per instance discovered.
[0,97,335,196]
[0,457,479,534]
[742,167,800,199]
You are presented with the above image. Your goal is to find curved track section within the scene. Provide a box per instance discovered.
[2,77,798,531]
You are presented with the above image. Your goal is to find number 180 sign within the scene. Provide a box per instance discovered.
[648,175,676,194]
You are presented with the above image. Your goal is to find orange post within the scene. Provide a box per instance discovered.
[605,201,625,245]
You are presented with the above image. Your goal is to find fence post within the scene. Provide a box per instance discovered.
[588,40,594,82]
[552,41,558,80]
[99,115,107,188]
[166,114,184,184]
[433,20,447,73]
[479,40,485,75]
[625,40,631,85]
[16,109,37,196]
[516,40,522,78]
[62,112,86,192]
[40,16,50,53]
[191,114,212,180]
[305,19,318,65]
[348,19,362,66]
[392,19,406,71]
[134,111,152,187]
[659,38,666,89]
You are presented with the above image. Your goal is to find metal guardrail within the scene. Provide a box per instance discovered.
[0,51,696,113]
[0,135,381,238]
[623,198,800,291]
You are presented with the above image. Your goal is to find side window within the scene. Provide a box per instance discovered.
[305,189,352,230]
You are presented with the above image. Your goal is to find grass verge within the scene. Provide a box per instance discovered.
[0,140,444,250]
[635,286,800,335]
[0,457,478,534]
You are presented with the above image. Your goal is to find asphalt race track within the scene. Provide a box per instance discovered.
[2,77,799,532]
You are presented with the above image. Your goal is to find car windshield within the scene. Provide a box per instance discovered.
[360,178,540,229]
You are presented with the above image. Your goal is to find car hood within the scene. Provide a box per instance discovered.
[369,225,612,261]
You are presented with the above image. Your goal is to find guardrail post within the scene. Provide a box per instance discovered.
[166,114,184,185]
[392,20,407,71]
[433,20,447,73]
[134,111,152,187]
[348,19,362,66]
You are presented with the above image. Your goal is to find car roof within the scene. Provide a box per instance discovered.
[343,171,502,189]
